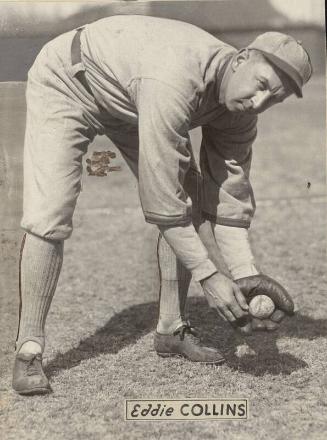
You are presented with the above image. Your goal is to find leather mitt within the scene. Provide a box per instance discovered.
[234,274,294,333]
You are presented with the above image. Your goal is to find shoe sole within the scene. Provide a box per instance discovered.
[13,387,51,396]
[156,352,225,365]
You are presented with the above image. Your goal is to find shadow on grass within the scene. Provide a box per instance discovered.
[45,297,327,378]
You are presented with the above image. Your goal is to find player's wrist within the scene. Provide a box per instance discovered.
[199,269,219,286]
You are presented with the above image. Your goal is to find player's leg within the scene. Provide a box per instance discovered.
[106,128,190,332]
[154,165,224,363]
[156,233,191,334]
[16,234,64,356]
[13,50,97,394]
[156,161,202,334]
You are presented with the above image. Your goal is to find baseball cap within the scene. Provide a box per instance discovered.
[247,32,313,98]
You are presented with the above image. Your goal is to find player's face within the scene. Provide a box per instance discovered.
[223,51,293,114]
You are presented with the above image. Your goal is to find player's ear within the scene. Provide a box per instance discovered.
[231,48,250,71]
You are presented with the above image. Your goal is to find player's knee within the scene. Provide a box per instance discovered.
[21,218,73,241]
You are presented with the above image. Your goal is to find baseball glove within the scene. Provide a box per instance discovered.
[234,274,294,334]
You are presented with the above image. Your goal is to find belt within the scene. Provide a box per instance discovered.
[71,28,94,96]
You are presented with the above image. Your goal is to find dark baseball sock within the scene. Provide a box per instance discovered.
[16,233,64,353]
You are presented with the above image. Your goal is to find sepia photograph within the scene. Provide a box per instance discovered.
[0,0,326,438]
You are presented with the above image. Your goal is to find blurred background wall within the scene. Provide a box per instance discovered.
[0,0,325,81]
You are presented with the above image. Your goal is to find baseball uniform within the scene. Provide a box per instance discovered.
[21,15,257,244]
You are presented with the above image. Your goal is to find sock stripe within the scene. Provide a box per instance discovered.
[15,233,26,347]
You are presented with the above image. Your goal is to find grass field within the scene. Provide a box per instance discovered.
[0,76,326,440]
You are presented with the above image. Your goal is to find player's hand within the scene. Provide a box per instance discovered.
[235,274,294,332]
[201,272,250,327]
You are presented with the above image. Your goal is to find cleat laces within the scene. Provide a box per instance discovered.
[26,355,42,376]
[173,322,200,344]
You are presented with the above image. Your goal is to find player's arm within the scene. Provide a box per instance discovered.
[199,115,259,276]
[134,78,249,324]
[200,118,294,331]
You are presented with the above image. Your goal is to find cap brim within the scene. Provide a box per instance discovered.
[258,50,303,98]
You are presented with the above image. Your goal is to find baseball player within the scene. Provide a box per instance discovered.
[12,15,312,395]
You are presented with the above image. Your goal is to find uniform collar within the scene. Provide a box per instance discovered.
[216,53,234,103]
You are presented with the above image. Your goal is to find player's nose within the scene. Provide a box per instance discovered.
[251,90,272,112]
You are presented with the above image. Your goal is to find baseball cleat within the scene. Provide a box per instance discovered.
[12,352,51,395]
[154,323,225,365]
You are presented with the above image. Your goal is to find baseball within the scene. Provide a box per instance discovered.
[249,295,275,319]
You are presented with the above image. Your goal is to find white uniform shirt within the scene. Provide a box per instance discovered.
[80,15,257,229]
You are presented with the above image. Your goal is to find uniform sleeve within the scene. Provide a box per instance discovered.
[159,224,218,282]
[134,78,195,226]
[214,224,259,280]
[134,79,218,280]
[200,114,258,228]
